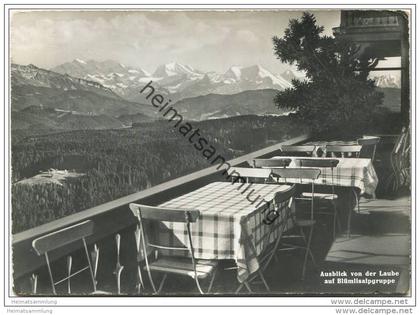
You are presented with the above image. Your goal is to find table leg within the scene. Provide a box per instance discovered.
[334,187,358,238]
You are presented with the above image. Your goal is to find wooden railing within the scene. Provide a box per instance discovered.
[12,134,310,280]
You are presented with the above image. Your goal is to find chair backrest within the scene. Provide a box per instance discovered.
[129,203,201,293]
[252,158,292,168]
[326,145,362,158]
[271,168,320,221]
[260,184,297,239]
[129,204,200,255]
[271,168,321,181]
[295,159,339,195]
[273,184,297,205]
[31,220,96,295]
[227,167,272,182]
[271,185,298,226]
[295,158,339,168]
[387,127,410,193]
[358,136,381,160]
[357,136,380,146]
[280,145,316,157]
[32,220,94,256]
[393,127,408,155]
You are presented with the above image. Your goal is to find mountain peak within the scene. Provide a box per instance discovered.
[74,58,87,64]
[242,64,273,77]
[224,66,243,80]
[153,62,200,78]
[281,69,306,82]
[245,64,264,70]
[223,64,292,89]
[372,74,401,88]
[166,61,180,67]
[11,63,116,98]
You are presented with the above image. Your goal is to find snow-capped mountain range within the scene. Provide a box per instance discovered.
[11,63,292,130]
[51,59,400,101]
[11,60,402,131]
[12,63,115,95]
[52,59,296,101]
[370,74,401,89]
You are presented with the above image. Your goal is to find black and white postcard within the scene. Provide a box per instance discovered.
[2,1,417,314]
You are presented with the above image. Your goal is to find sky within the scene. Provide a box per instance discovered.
[10,10,343,74]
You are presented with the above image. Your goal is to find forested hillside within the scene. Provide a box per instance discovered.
[12,115,306,233]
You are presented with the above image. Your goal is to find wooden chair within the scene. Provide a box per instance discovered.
[326,145,362,158]
[271,168,321,279]
[227,167,272,183]
[280,145,316,157]
[252,158,292,168]
[357,136,381,161]
[129,204,217,295]
[385,127,411,194]
[295,158,341,239]
[235,185,297,293]
[32,220,101,295]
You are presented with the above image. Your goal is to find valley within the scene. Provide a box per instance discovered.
[11,115,307,233]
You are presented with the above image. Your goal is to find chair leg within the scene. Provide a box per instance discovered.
[308,247,317,268]
[207,270,217,294]
[136,266,144,294]
[347,195,355,239]
[90,244,100,290]
[147,269,158,294]
[115,265,124,295]
[194,275,205,295]
[44,252,57,295]
[67,256,72,294]
[335,207,342,233]
[347,212,352,239]
[350,187,360,213]
[299,228,316,267]
[157,274,167,294]
[332,200,341,239]
[30,274,38,294]
[113,234,124,295]
[235,282,244,293]
[235,280,253,293]
[258,269,270,292]
[301,226,315,280]
[244,281,252,293]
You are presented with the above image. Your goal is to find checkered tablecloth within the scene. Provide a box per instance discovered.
[271,156,378,195]
[157,182,294,282]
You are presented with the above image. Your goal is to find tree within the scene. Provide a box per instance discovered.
[273,12,383,137]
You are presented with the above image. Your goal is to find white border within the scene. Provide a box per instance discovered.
[1,1,417,312]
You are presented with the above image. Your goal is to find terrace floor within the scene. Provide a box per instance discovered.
[17,190,410,297]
